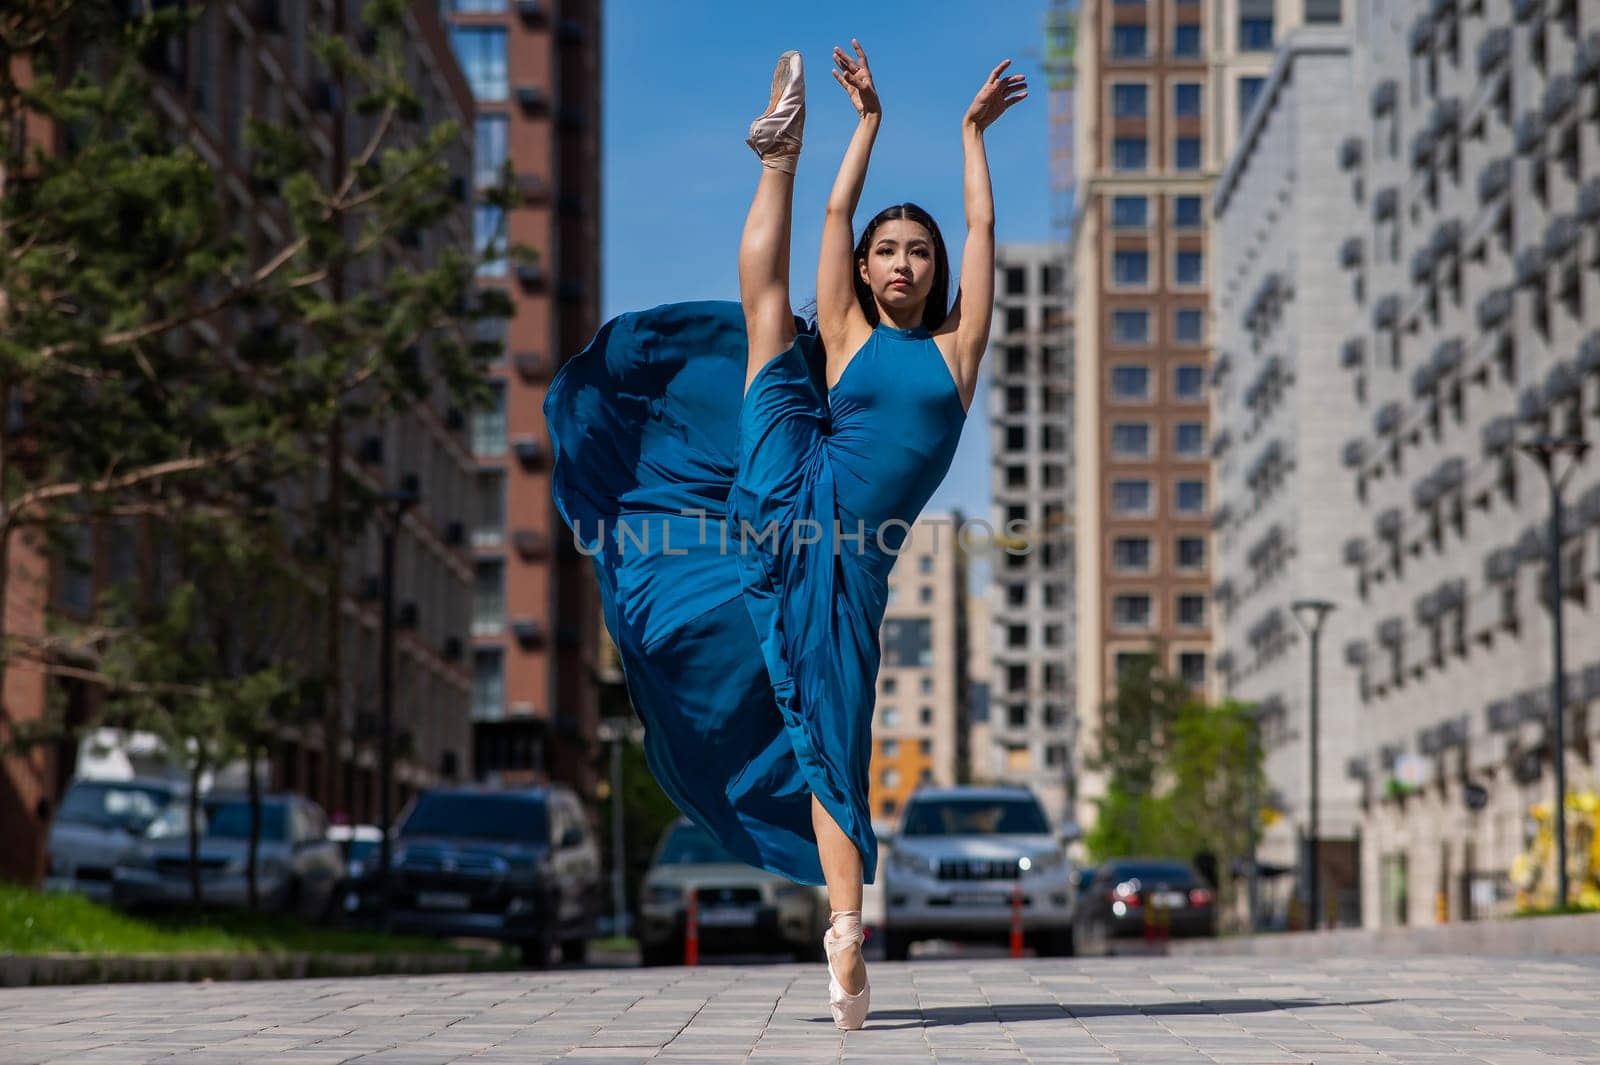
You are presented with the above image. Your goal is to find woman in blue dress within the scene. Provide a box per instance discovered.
[544,40,1025,1028]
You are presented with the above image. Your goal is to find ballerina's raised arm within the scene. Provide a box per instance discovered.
[938,59,1029,393]
[815,38,881,378]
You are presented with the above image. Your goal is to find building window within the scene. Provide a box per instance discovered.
[1112,536,1152,571]
[1113,250,1150,287]
[1006,464,1027,487]
[882,767,901,788]
[1007,665,1028,692]
[472,649,504,721]
[1113,138,1149,171]
[1111,23,1148,57]
[1178,651,1208,686]
[475,204,507,276]
[1112,82,1149,117]
[1176,593,1207,627]
[1004,266,1027,295]
[1111,309,1151,345]
[920,676,934,694]
[1173,23,1202,56]
[471,380,507,456]
[1115,651,1155,679]
[918,586,934,604]
[1173,195,1203,229]
[882,738,899,757]
[1007,624,1028,648]
[1305,0,1342,24]
[1174,421,1206,456]
[881,798,898,816]
[918,554,934,575]
[474,470,505,547]
[1175,536,1206,570]
[882,707,899,726]
[1005,306,1027,333]
[1239,76,1266,126]
[1174,307,1206,343]
[1111,195,1149,229]
[1112,594,1154,629]
[473,560,505,636]
[1175,479,1207,514]
[1041,264,1065,293]
[1112,479,1153,514]
[1174,251,1204,287]
[1174,136,1202,171]
[1111,422,1152,458]
[1111,364,1151,400]
[1174,82,1202,117]
[920,739,933,756]
[448,26,508,100]
[1004,425,1027,450]
[475,114,509,188]
[1005,385,1027,413]
[1239,15,1274,51]
[920,707,934,726]
[883,617,933,667]
[1174,364,1205,399]
[1007,703,1027,727]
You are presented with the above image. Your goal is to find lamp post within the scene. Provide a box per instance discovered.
[375,479,419,935]
[596,717,643,938]
[1517,434,1588,913]
[1291,598,1335,931]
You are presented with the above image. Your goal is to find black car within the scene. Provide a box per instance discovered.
[350,786,601,967]
[1072,858,1216,954]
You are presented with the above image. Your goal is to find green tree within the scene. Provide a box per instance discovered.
[1165,698,1263,928]
[1084,649,1191,860]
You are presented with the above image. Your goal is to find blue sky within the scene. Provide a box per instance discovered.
[600,0,1055,522]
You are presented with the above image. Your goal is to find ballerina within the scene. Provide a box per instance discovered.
[543,39,1024,1032]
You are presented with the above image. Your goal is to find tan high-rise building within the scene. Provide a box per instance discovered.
[868,512,971,826]
[448,0,603,800]
[1070,0,1326,830]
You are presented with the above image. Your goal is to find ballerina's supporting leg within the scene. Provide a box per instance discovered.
[811,794,866,994]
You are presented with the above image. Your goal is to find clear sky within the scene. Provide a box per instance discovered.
[599,0,1056,523]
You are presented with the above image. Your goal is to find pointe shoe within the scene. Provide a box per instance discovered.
[747,50,804,175]
[823,909,869,1031]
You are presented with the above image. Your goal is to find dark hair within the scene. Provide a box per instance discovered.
[852,203,951,331]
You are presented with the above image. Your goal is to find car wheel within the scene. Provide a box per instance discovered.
[1037,926,1075,957]
[520,926,555,969]
[883,927,911,962]
[791,934,825,963]
[639,941,678,967]
[559,936,589,964]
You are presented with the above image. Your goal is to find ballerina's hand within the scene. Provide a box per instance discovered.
[964,59,1027,132]
[831,38,881,118]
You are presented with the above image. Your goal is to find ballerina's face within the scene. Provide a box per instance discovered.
[858,218,936,317]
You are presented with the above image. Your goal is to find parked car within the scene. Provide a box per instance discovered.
[112,793,343,920]
[350,786,601,968]
[881,786,1078,960]
[44,777,188,903]
[1072,858,1217,954]
[326,823,382,918]
[638,817,829,967]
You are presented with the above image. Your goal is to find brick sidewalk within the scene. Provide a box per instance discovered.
[3,955,1600,1064]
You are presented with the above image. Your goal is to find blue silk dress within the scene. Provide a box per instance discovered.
[543,300,966,886]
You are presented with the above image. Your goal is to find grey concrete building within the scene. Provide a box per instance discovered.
[1315,0,1600,926]
[1211,26,1365,930]
[986,243,1077,827]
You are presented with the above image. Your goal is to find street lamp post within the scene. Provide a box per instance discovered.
[376,480,419,935]
[1291,598,1335,931]
[1517,435,1588,913]
[597,717,642,937]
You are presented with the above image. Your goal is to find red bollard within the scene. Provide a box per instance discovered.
[1009,882,1024,958]
[684,890,699,967]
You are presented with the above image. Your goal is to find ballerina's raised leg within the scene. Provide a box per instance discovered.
[738,51,804,395]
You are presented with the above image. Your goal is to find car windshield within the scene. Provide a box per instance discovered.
[655,824,741,865]
[399,794,548,844]
[900,798,1051,837]
[204,801,289,841]
[57,781,175,834]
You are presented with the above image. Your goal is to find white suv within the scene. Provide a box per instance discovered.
[881,786,1078,960]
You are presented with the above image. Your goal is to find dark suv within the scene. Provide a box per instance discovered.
[355,786,601,967]
[1072,858,1216,954]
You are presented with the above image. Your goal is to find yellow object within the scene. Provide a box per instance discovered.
[1512,789,1600,913]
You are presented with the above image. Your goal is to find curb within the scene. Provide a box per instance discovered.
[1171,911,1600,958]
[0,950,513,987]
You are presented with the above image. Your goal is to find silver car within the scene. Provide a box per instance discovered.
[45,777,187,903]
[881,786,1079,960]
[113,793,343,920]
[638,818,829,966]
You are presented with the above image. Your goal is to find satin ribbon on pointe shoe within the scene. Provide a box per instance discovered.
[823,908,869,1030]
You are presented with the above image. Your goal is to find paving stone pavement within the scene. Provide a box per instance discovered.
[2,955,1600,1065]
